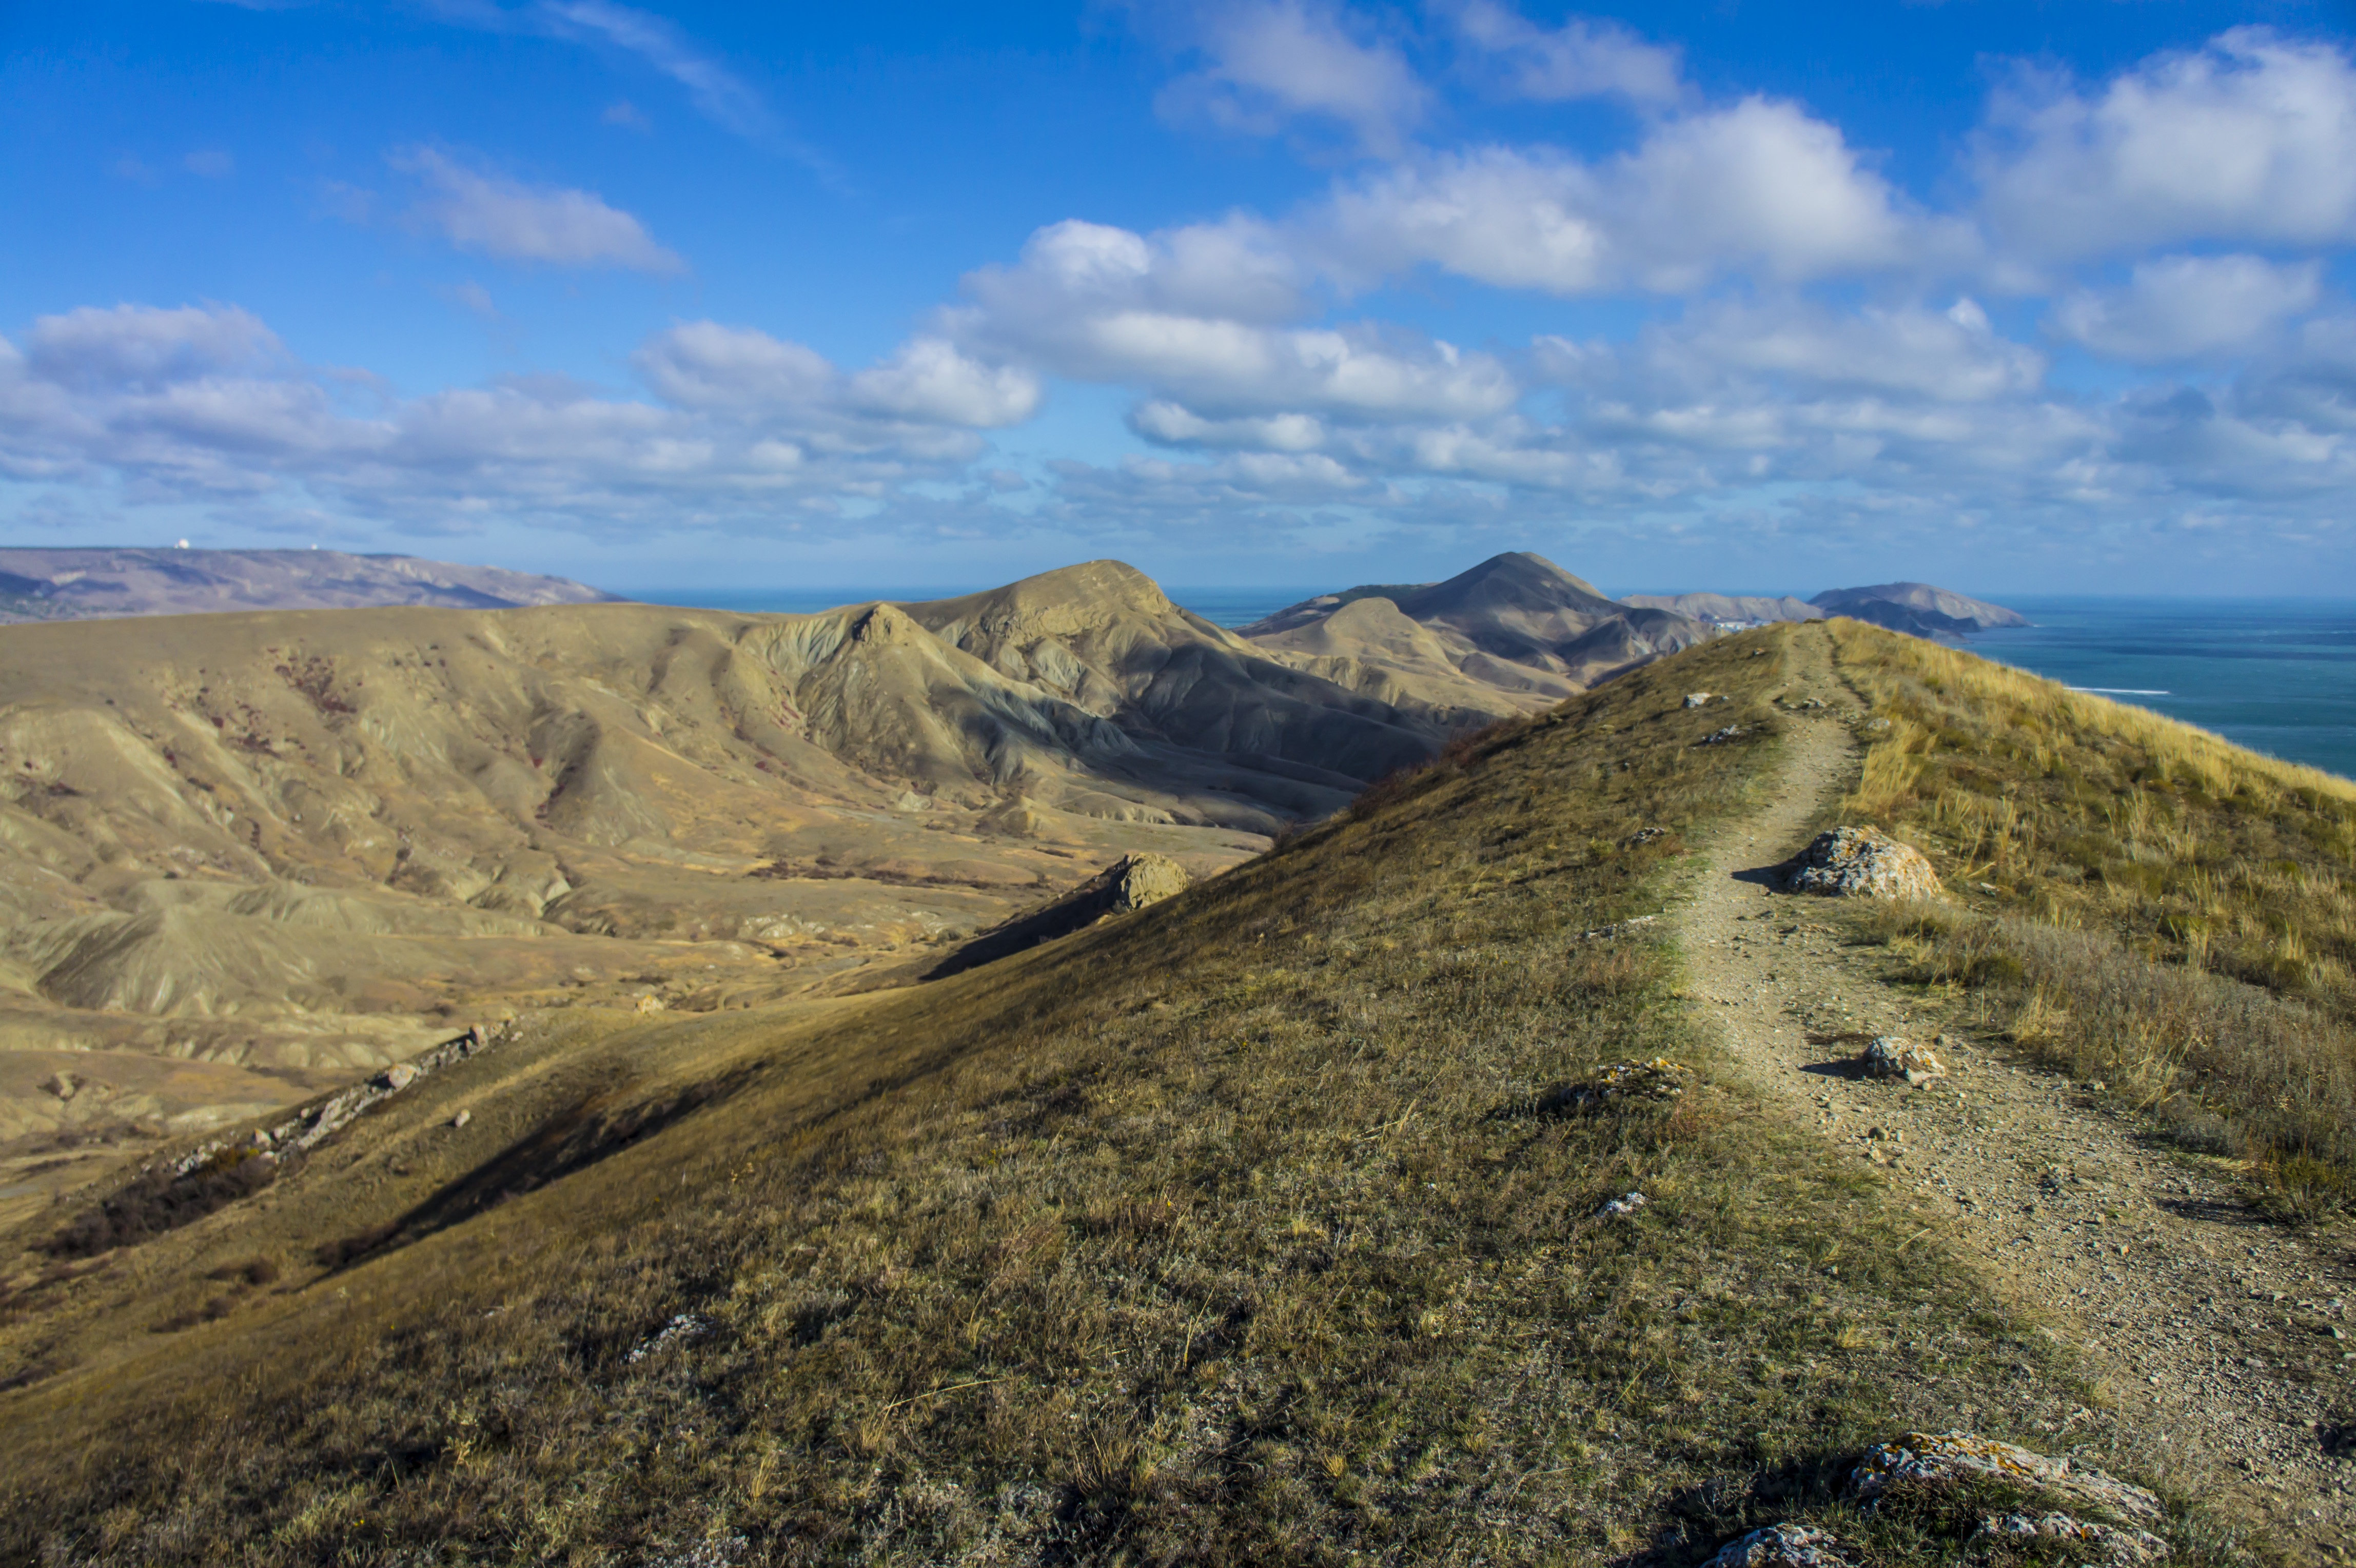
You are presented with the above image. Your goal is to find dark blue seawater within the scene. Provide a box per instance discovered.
[1972,598,2356,782]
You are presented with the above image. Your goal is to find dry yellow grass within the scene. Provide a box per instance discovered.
[1830,619,2356,1213]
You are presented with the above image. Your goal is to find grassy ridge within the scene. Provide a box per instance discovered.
[0,628,2166,1562]
[1828,621,2356,1214]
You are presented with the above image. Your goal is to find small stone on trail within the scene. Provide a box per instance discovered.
[451,1109,472,1129]
[44,1071,78,1101]
[1861,1035,1946,1085]
[634,993,666,1014]
[1703,1523,1849,1567]
[1784,827,1941,900]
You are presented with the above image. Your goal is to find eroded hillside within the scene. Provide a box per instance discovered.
[1241,551,1712,722]
[0,565,1452,1180]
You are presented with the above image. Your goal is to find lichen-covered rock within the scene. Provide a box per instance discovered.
[1684,692,1716,709]
[1861,1035,1946,1085]
[1850,1432,2164,1526]
[1703,1523,1850,1567]
[1596,1191,1648,1218]
[1785,827,1941,900]
[1548,1057,1694,1111]
[1698,724,1748,746]
[1973,1512,2168,1565]
[1111,852,1189,912]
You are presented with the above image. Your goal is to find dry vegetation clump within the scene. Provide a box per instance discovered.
[0,628,2221,1564]
[1828,620,2356,1214]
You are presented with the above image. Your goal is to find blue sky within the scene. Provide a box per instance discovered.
[4,0,2353,597]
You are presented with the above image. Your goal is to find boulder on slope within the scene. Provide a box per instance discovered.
[1784,827,1940,900]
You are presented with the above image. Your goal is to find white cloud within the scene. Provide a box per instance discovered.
[633,321,834,408]
[423,0,838,175]
[0,303,1048,535]
[1154,0,1428,154]
[847,338,1042,428]
[2050,254,2323,363]
[25,304,283,391]
[538,0,772,141]
[1612,297,2048,403]
[1318,100,1950,296]
[1130,402,1327,450]
[441,280,501,321]
[602,100,652,131]
[1978,29,2356,262]
[954,221,1515,421]
[391,147,685,273]
[184,148,236,179]
[1449,1,1682,106]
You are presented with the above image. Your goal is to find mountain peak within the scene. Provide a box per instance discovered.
[1393,551,1613,619]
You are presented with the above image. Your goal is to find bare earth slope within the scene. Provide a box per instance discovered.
[0,547,617,622]
[0,574,1445,1178]
[1242,551,1712,721]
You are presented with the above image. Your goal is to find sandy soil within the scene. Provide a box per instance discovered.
[1682,629,2356,1552]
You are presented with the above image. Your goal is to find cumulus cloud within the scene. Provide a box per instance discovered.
[633,321,834,408]
[848,339,1042,428]
[1978,29,2356,263]
[1153,0,1428,154]
[391,147,684,273]
[1448,2,1682,106]
[2049,254,2323,363]
[24,304,284,391]
[0,303,1048,534]
[1317,100,1951,295]
[953,219,1514,421]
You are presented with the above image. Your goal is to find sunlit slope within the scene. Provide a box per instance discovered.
[1827,620,2356,1212]
[0,624,2109,1564]
[0,585,1440,1138]
[1241,552,1714,724]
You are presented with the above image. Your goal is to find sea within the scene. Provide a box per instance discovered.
[639,588,2356,783]
[1972,599,2356,783]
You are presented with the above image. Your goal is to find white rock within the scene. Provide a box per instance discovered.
[1973,1512,2168,1564]
[1703,1523,1849,1567]
[1785,827,1940,900]
[1597,1191,1648,1218]
[1862,1036,1946,1085]
[1851,1431,2163,1525]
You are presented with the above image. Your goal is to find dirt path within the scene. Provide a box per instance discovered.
[1681,627,2355,1552]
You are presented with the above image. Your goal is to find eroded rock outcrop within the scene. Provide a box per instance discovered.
[924,853,1191,979]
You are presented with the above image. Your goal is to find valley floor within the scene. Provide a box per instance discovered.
[1683,630,2355,1554]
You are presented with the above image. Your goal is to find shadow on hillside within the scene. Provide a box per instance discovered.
[314,1067,760,1272]
[1730,860,1794,891]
